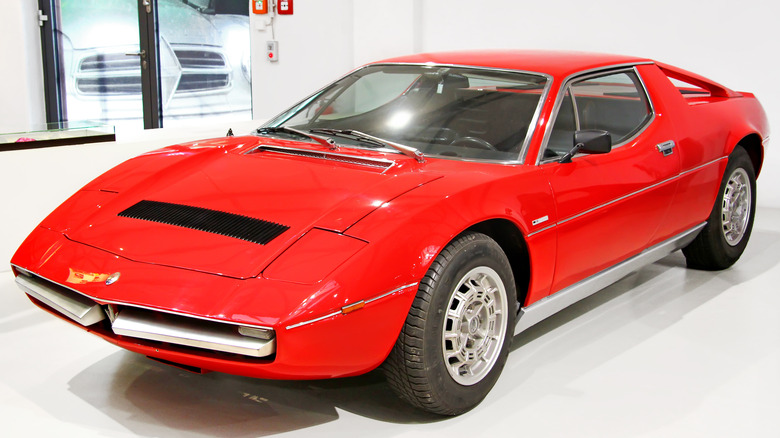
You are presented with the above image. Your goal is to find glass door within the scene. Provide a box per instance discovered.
[58,0,145,129]
[41,0,252,130]
[157,0,252,127]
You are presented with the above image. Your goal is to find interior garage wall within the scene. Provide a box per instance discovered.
[0,1,46,132]
[249,0,356,120]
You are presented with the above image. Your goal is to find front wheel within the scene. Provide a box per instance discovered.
[683,146,757,270]
[383,232,516,415]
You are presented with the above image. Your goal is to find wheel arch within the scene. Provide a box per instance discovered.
[465,218,531,311]
[735,133,764,177]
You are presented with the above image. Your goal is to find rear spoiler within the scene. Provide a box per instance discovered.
[655,62,741,98]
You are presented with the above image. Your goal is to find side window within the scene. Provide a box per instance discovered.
[545,70,652,160]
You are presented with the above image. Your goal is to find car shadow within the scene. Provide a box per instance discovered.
[62,228,780,437]
[66,351,442,438]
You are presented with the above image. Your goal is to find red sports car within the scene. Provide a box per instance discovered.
[11,51,769,415]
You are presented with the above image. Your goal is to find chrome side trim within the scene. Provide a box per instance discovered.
[112,308,275,358]
[558,175,677,226]
[365,281,418,304]
[681,156,727,176]
[284,310,342,331]
[526,156,726,237]
[285,282,419,330]
[515,222,705,334]
[527,223,556,238]
[16,274,106,326]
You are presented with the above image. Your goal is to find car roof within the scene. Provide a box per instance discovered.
[375,50,653,79]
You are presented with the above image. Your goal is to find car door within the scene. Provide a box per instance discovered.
[539,68,681,293]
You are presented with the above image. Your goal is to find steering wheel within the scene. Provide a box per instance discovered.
[450,136,496,151]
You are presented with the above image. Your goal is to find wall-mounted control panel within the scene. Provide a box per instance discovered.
[266,40,278,62]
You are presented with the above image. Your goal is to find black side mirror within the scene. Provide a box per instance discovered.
[560,130,612,163]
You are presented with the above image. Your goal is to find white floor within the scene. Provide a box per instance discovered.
[1,128,779,437]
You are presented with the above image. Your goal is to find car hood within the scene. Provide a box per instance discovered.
[50,136,440,279]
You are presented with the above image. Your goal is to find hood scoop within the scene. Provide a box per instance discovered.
[118,200,289,245]
[249,145,395,170]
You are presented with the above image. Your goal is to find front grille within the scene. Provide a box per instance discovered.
[79,53,139,72]
[14,268,276,359]
[118,200,289,245]
[76,48,230,95]
[76,76,142,95]
[176,73,230,92]
[175,50,226,68]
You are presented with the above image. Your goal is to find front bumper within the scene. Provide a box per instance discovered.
[11,226,418,379]
[15,272,275,358]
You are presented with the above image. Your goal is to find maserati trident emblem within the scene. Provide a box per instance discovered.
[105,272,121,286]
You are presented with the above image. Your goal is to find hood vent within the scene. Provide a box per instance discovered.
[118,200,289,245]
[251,145,395,169]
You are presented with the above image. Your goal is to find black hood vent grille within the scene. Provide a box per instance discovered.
[118,200,289,245]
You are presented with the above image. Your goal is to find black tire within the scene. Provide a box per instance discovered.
[683,146,756,270]
[383,232,516,415]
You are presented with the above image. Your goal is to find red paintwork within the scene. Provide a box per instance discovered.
[11,51,769,379]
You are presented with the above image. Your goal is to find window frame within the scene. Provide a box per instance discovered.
[537,65,656,165]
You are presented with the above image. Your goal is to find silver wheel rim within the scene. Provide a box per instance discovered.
[721,167,751,246]
[441,266,508,386]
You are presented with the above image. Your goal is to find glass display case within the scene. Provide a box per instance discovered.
[0,122,115,151]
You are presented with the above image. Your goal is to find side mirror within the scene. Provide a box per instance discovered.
[560,130,612,163]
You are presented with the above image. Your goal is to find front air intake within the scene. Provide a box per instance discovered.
[118,200,289,245]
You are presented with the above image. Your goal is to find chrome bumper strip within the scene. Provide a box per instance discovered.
[112,308,275,358]
[285,282,419,330]
[14,269,275,358]
[10,263,273,331]
[16,274,107,326]
[516,223,705,334]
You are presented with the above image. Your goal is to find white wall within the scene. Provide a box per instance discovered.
[249,0,356,120]
[0,1,46,132]
[352,0,421,67]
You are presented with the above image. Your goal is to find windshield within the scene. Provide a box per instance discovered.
[265,65,549,161]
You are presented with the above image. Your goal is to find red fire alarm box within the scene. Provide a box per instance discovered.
[277,0,293,15]
[252,0,268,14]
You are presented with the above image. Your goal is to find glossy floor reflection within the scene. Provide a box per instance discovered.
[2,209,779,437]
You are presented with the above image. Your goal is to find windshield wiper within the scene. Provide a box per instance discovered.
[309,129,425,163]
[256,126,337,150]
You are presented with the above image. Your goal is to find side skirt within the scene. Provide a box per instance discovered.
[515,223,706,334]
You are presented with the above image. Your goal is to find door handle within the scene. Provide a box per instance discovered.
[125,50,146,58]
[656,140,675,157]
[125,50,147,69]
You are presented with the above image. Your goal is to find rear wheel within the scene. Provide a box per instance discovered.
[683,146,756,270]
[383,232,516,415]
